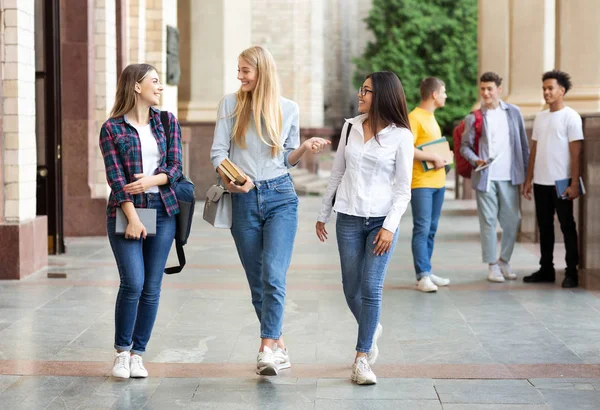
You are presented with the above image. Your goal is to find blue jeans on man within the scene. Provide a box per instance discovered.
[230,173,299,340]
[107,193,176,355]
[411,187,445,280]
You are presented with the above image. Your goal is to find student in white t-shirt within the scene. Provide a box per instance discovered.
[523,70,584,289]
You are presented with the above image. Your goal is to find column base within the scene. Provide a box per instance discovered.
[0,216,48,280]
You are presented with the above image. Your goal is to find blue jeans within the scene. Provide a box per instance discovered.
[336,213,399,353]
[410,187,445,280]
[107,193,176,355]
[230,173,298,340]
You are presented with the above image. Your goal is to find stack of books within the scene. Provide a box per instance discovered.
[218,158,247,185]
[416,137,454,171]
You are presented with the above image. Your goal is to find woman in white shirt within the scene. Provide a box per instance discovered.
[210,46,329,376]
[316,71,414,385]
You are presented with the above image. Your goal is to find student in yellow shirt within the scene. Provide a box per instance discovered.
[409,77,451,292]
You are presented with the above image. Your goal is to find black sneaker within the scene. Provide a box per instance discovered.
[523,268,555,283]
[562,270,579,288]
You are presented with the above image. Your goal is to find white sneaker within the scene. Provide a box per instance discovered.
[129,354,148,378]
[111,351,130,379]
[498,261,517,280]
[273,344,291,370]
[256,346,278,376]
[351,356,377,385]
[367,323,383,365]
[417,276,438,292]
[430,274,450,287]
[487,264,505,283]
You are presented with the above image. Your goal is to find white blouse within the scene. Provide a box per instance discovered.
[317,114,414,233]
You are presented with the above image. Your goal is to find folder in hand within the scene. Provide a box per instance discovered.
[555,176,586,199]
[417,137,454,171]
[219,158,248,185]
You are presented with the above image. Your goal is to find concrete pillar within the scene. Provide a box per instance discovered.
[504,0,555,115]
[178,0,251,122]
[478,0,510,99]
[0,0,47,279]
[251,0,324,128]
[92,0,117,199]
[556,0,600,114]
[144,0,177,113]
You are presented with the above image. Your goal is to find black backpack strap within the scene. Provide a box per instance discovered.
[164,239,185,274]
[345,123,352,146]
[160,110,186,275]
[160,110,170,143]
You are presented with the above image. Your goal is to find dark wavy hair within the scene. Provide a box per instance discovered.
[365,71,411,141]
[542,70,572,94]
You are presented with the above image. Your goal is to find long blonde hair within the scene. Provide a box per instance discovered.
[231,46,283,157]
[110,63,157,118]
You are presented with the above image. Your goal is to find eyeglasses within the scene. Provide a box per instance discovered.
[358,87,373,97]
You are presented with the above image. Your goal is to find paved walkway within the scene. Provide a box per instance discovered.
[1,197,599,409]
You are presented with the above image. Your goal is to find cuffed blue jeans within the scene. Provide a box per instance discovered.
[336,213,399,353]
[476,181,521,264]
[230,173,298,340]
[410,187,445,280]
[107,193,176,355]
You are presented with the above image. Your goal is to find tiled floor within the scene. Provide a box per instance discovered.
[1,197,599,409]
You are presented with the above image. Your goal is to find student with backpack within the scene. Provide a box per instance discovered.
[459,72,529,283]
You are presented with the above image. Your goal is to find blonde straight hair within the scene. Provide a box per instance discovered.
[110,63,157,118]
[231,46,283,157]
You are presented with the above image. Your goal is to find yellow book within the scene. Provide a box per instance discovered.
[219,158,247,185]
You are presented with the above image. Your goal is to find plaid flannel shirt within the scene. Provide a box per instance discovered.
[99,107,183,218]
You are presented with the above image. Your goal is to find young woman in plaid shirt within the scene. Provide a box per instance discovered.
[99,64,183,379]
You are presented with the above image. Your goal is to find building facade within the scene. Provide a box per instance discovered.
[1,0,599,281]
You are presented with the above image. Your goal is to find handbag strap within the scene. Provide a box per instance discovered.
[160,110,171,145]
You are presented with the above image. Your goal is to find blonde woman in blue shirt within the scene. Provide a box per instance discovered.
[211,45,329,376]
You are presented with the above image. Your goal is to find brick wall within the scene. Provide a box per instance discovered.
[2,0,37,223]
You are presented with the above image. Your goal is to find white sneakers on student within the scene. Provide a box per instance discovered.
[257,346,278,375]
[488,264,505,283]
[498,261,517,280]
[417,276,438,292]
[112,351,131,379]
[257,345,291,375]
[367,323,383,365]
[130,354,148,378]
[430,274,450,287]
[274,344,291,370]
[351,356,377,385]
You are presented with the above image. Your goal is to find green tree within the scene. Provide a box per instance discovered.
[354,0,478,137]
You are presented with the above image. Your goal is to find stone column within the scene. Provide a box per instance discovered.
[504,0,555,116]
[478,0,510,99]
[61,0,107,236]
[92,0,117,199]
[178,0,251,122]
[127,0,146,64]
[145,0,177,113]
[0,0,48,279]
[251,0,324,128]
[556,0,600,113]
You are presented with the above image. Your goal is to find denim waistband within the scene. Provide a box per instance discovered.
[145,192,161,201]
[254,173,291,190]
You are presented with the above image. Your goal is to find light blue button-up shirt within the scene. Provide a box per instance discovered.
[210,93,300,182]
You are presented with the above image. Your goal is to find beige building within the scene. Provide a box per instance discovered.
[0,0,599,282]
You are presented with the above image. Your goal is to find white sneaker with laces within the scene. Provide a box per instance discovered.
[367,323,383,365]
[488,264,505,283]
[351,356,377,385]
[430,274,450,287]
[417,276,438,292]
[130,354,148,378]
[256,346,278,376]
[498,261,517,280]
[273,344,291,370]
[111,351,130,379]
